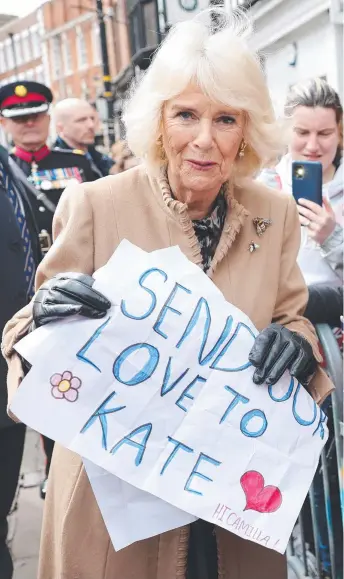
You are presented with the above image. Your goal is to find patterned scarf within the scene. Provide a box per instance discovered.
[192,193,227,272]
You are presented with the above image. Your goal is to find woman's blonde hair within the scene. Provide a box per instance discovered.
[123,9,283,182]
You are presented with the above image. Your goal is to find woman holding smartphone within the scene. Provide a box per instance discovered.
[260,77,343,287]
[261,78,343,579]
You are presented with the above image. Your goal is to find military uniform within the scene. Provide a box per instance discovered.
[0,81,96,253]
[11,145,95,251]
[0,80,96,501]
[55,136,115,178]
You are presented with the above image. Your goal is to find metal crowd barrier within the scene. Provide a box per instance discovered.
[287,324,343,579]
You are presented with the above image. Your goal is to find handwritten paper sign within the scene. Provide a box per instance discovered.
[13,271,196,550]
[12,241,328,554]
[83,459,196,549]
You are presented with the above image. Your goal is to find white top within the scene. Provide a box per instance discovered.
[260,155,343,287]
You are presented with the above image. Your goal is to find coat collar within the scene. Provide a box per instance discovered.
[155,170,249,277]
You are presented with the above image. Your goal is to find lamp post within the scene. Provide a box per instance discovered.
[96,0,115,145]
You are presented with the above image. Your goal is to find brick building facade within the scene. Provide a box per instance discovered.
[0,0,132,145]
[0,11,44,87]
[42,0,131,104]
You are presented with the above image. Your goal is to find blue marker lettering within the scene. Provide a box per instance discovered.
[268,377,295,402]
[240,409,267,438]
[113,343,159,386]
[153,282,191,339]
[77,316,111,372]
[161,357,189,396]
[292,383,317,426]
[220,385,249,424]
[185,452,221,496]
[176,375,206,412]
[210,322,256,372]
[313,408,327,439]
[160,436,194,475]
[80,391,126,450]
[176,297,234,366]
[121,268,168,320]
[110,423,152,466]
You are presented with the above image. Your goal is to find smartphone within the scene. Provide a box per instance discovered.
[292,161,323,206]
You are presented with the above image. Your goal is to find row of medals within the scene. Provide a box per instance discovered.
[30,161,79,191]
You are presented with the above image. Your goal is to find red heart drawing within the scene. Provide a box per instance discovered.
[240,470,282,514]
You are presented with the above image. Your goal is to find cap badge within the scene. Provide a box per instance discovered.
[14,85,28,98]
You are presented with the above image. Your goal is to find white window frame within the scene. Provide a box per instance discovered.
[92,21,101,65]
[4,38,14,71]
[76,25,88,70]
[0,43,6,74]
[26,68,34,80]
[62,32,72,75]
[50,36,62,80]
[30,25,41,59]
[35,64,44,83]
[13,34,23,66]
[21,31,31,64]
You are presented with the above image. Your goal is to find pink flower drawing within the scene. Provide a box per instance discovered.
[50,371,81,402]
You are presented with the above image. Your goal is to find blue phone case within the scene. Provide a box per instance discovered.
[292,161,323,206]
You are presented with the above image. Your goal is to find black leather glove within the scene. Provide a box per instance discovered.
[32,272,111,328]
[249,323,317,388]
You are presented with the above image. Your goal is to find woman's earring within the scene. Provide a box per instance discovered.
[157,135,167,162]
[239,141,247,158]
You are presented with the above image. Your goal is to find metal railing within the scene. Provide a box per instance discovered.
[287,324,343,579]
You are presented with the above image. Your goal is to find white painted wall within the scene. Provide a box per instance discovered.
[262,14,334,115]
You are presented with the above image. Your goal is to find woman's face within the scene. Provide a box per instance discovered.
[162,85,244,195]
[290,106,340,172]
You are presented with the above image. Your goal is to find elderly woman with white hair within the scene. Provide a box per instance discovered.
[2,11,333,579]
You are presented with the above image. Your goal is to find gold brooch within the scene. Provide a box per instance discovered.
[249,242,260,253]
[253,217,272,237]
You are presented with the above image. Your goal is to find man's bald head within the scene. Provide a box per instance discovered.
[54,98,97,150]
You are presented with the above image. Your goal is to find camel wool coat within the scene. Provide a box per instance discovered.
[2,165,333,579]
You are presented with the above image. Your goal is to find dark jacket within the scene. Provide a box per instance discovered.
[54,136,115,178]
[0,145,41,427]
[304,284,343,328]
[11,146,96,238]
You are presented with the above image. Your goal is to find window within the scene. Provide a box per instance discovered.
[76,26,87,69]
[62,32,73,74]
[128,3,145,57]
[35,65,44,82]
[30,25,41,59]
[5,38,14,70]
[14,34,23,66]
[0,43,6,74]
[22,31,31,63]
[92,21,101,65]
[50,36,62,79]
[128,0,159,58]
